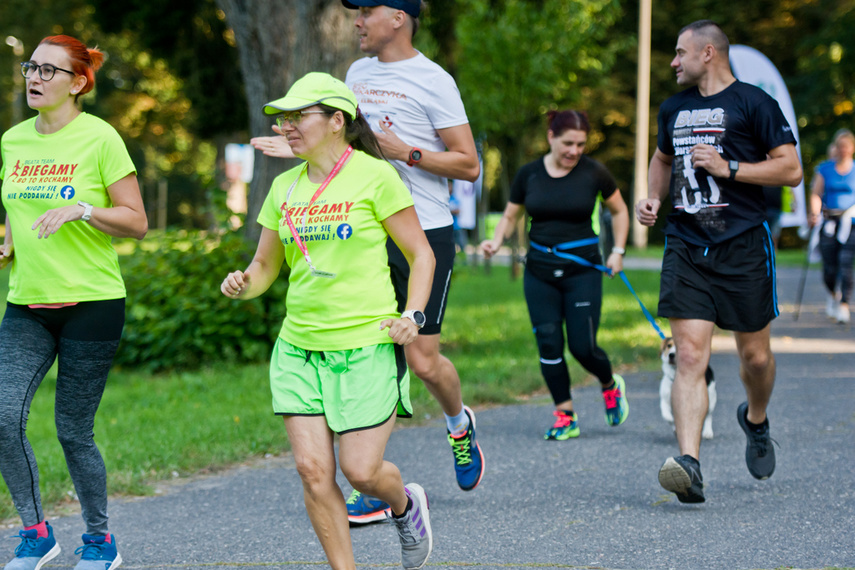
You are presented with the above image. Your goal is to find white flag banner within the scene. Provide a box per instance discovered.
[730,44,806,228]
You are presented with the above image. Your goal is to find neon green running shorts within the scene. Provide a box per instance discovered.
[269,338,413,434]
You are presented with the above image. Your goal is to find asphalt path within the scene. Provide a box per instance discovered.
[37,263,855,570]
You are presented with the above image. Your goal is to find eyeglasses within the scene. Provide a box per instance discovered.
[276,111,327,128]
[21,61,76,81]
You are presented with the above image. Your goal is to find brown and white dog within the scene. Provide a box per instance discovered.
[659,337,717,439]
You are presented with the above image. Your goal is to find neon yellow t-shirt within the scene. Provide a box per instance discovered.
[0,113,135,304]
[258,150,414,351]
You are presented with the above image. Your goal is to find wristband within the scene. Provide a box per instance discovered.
[611,247,626,255]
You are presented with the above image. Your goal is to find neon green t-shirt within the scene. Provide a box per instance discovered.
[0,113,135,304]
[258,150,414,351]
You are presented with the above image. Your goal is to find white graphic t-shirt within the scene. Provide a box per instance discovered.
[346,52,470,230]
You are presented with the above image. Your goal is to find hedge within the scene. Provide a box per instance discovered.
[114,230,288,372]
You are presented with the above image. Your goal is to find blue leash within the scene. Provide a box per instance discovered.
[529,240,667,340]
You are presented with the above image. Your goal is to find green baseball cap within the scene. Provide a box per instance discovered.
[263,72,357,119]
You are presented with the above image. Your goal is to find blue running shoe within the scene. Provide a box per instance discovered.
[4,522,60,570]
[346,489,390,525]
[73,534,122,570]
[447,405,484,491]
[603,374,629,426]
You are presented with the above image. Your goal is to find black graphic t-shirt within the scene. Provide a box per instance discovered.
[657,80,797,245]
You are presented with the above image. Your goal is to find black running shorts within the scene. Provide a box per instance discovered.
[658,224,778,332]
[386,225,455,336]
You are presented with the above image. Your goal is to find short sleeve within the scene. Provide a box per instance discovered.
[372,162,414,221]
[424,72,469,131]
[258,167,302,231]
[596,163,618,201]
[509,164,530,205]
[753,97,797,153]
[98,127,136,188]
[657,103,675,156]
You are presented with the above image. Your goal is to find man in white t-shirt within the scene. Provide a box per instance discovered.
[340,0,485,525]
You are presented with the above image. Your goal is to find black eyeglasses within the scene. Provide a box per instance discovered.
[276,111,327,128]
[21,61,76,81]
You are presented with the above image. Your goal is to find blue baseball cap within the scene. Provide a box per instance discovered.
[341,0,421,18]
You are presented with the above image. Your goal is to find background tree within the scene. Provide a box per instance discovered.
[452,0,625,208]
[211,0,360,240]
[3,0,854,244]
[0,0,219,228]
[89,0,248,228]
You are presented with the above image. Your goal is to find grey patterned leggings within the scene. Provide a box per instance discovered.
[0,299,124,535]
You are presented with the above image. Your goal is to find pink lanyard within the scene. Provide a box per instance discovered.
[282,146,353,278]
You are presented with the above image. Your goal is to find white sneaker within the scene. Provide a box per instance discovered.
[826,292,840,318]
[837,303,850,324]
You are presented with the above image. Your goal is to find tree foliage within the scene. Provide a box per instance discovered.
[453,0,625,206]
[2,0,854,242]
[212,0,360,240]
[0,1,223,228]
[88,0,247,139]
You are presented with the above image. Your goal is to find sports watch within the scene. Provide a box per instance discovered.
[77,201,93,221]
[407,147,423,167]
[728,160,739,181]
[401,309,426,329]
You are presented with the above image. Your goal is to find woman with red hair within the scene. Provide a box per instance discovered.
[0,35,147,570]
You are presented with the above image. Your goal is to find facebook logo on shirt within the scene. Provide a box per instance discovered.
[61,186,76,200]
[337,224,353,240]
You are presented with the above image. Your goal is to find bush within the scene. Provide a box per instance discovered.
[114,229,288,371]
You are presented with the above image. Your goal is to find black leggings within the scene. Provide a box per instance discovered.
[0,299,124,534]
[819,224,855,304]
[523,263,612,405]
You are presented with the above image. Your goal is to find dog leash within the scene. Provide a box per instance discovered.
[529,240,667,340]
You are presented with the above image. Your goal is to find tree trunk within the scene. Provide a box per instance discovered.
[214,0,359,241]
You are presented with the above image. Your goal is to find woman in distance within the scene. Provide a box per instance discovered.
[481,109,630,440]
[809,128,855,324]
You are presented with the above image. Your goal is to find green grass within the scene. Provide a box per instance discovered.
[0,254,690,521]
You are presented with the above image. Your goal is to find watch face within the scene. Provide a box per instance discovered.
[411,149,422,161]
[413,310,426,326]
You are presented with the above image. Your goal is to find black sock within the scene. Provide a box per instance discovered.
[743,408,769,433]
[392,497,412,519]
[680,454,700,468]
[745,417,768,433]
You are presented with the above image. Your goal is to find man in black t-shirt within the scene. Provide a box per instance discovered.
[636,20,802,503]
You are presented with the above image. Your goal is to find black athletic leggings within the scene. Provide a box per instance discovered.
[0,299,124,534]
[819,223,855,304]
[523,262,612,405]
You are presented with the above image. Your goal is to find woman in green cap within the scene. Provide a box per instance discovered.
[221,72,435,570]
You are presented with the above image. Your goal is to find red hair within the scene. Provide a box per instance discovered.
[39,35,104,96]
[546,109,590,136]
